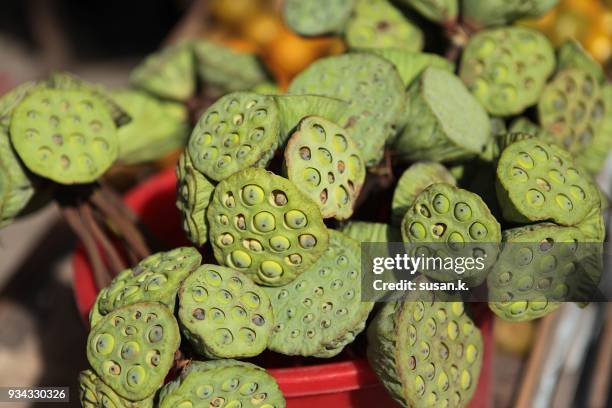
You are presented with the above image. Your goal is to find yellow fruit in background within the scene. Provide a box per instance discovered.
[585,29,612,62]
[210,0,263,26]
[494,318,535,356]
[242,12,283,47]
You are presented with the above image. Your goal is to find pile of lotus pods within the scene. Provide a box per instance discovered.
[73,0,612,407]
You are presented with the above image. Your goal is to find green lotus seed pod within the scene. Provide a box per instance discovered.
[89,288,107,329]
[483,132,539,162]
[193,40,269,93]
[284,116,365,220]
[251,81,282,95]
[159,360,285,408]
[367,289,483,407]
[509,117,555,142]
[79,369,154,408]
[488,223,601,321]
[557,39,606,84]
[575,82,612,175]
[0,126,34,228]
[79,369,99,407]
[98,247,202,315]
[207,167,329,286]
[460,27,555,116]
[283,0,354,36]
[341,221,401,243]
[9,88,118,184]
[176,152,215,246]
[111,88,189,164]
[178,264,273,359]
[265,230,373,357]
[129,42,195,101]
[538,69,606,158]
[289,53,405,166]
[462,0,558,28]
[496,139,599,225]
[394,67,491,162]
[273,94,349,143]
[0,81,46,126]
[392,162,456,226]
[48,71,131,126]
[479,117,511,161]
[86,302,180,401]
[396,0,458,23]
[187,92,281,182]
[401,183,501,286]
[577,206,605,243]
[345,0,423,52]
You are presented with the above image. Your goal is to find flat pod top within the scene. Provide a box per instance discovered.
[159,359,285,408]
[460,26,554,116]
[496,139,598,225]
[98,247,202,315]
[283,0,354,36]
[284,116,366,220]
[289,53,405,166]
[86,302,180,401]
[188,92,281,182]
[10,88,118,184]
[207,167,329,286]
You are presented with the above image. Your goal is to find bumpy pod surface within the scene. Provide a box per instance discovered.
[129,42,195,101]
[367,291,483,408]
[538,69,606,156]
[460,27,554,116]
[401,183,501,286]
[10,88,118,184]
[488,224,602,321]
[79,369,154,408]
[176,153,215,246]
[483,132,538,162]
[462,0,558,28]
[178,264,273,359]
[576,83,612,174]
[89,288,106,328]
[187,92,280,182]
[207,167,329,286]
[86,302,180,401]
[392,162,456,226]
[284,116,365,220]
[193,40,268,93]
[265,230,373,357]
[289,53,405,166]
[283,0,354,36]
[79,369,98,407]
[98,247,202,315]
[496,139,598,225]
[394,67,491,162]
[112,89,189,165]
[159,360,285,408]
[345,0,423,52]
[341,221,400,243]
[557,39,606,84]
[0,81,45,126]
[396,0,458,23]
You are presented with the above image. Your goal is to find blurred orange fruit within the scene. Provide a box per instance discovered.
[209,0,263,26]
[585,29,612,62]
[242,12,284,47]
[494,319,535,356]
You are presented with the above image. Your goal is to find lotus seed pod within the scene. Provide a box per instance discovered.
[79,369,99,408]
[575,82,612,175]
[79,369,154,408]
[394,67,491,163]
[577,206,605,243]
[396,0,458,23]
[284,116,365,220]
[538,69,606,158]
[557,39,606,84]
[391,162,456,226]
[48,71,131,127]
[401,183,501,286]
[158,360,285,408]
[462,0,558,28]
[289,53,405,166]
[178,264,273,359]
[98,247,202,315]
[193,40,269,93]
[187,92,281,182]
[488,223,602,321]
[509,117,555,142]
[345,0,424,52]
[111,89,189,165]
[367,288,483,407]
[283,0,354,36]
[273,95,349,143]
[89,288,107,329]
[496,139,599,226]
[341,221,401,243]
[483,132,539,162]
[176,152,215,246]
[251,81,282,95]
[129,42,195,101]
[479,117,511,161]
[265,230,373,357]
[9,88,118,184]
[0,81,46,126]
[208,167,329,286]
[0,126,35,228]
[86,302,180,401]
[460,27,555,116]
